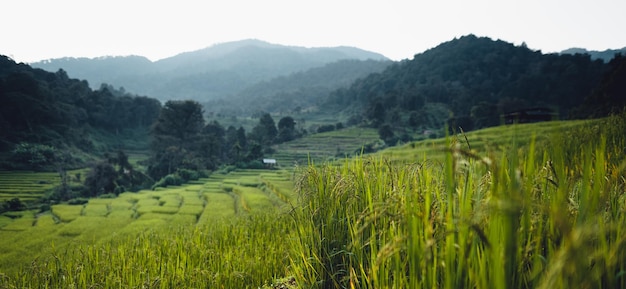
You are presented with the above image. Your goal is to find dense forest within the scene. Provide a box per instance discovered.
[322,35,623,139]
[0,56,161,169]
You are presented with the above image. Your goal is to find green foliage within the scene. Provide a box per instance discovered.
[9,143,56,170]
[66,198,89,205]
[323,35,608,136]
[83,161,117,197]
[316,124,336,133]
[378,123,396,145]
[289,120,626,288]
[0,56,161,168]
[151,168,208,189]
[572,54,626,118]
[152,173,183,189]
[0,168,295,288]
[250,113,278,147]
[276,116,298,143]
[2,197,25,212]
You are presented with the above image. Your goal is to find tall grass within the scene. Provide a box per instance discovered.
[289,114,626,288]
[1,214,293,289]
[1,116,625,288]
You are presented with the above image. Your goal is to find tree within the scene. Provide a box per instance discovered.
[277,116,297,143]
[367,101,386,127]
[83,161,118,197]
[151,100,205,151]
[200,121,226,169]
[250,113,277,147]
[470,101,500,128]
[149,100,205,179]
[378,124,396,145]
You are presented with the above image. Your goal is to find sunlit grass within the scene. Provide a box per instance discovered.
[2,116,625,288]
[286,114,626,289]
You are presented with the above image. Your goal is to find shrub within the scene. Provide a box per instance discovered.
[2,198,25,212]
[176,169,199,182]
[317,124,335,133]
[10,143,56,170]
[152,173,183,189]
[67,198,89,205]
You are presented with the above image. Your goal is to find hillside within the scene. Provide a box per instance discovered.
[203,59,392,116]
[322,35,613,134]
[0,55,161,170]
[31,39,388,102]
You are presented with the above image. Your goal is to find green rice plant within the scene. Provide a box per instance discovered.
[136,205,179,215]
[35,213,58,228]
[178,204,204,216]
[169,213,198,225]
[0,215,13,228]
[158,194,182,207]
[51,204,84,222]
[83,202,110,217]
[287,116,626,289]
[2,213,294,289]
[234,185,275,212]
[0,210,36,232]
[179,190,205,206]
[197,192,236,224]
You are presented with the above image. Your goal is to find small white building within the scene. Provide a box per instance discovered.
[263,158,277,167]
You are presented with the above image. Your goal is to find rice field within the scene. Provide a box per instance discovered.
[1,114,625,288]
[0,169,86,202]
[270,126,381,166]
[0,168,296,286]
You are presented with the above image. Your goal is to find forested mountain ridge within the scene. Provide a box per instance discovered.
[31,39,388,102]
[323,35,616,135]
[203,59,392,116]
[0,55,161,170]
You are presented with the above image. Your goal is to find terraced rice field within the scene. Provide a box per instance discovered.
[0,169,86,202]
[0,168,295,275]
[269,126,380,166]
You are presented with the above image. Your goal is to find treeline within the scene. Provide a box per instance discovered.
[0,55,161,169]
[322,35,620,140]
[146,100,301,181]
[1,55,309,204]
[41,101,302,202]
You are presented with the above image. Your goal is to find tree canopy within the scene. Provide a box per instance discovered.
[0,55,161,169]
[322,35,611,133]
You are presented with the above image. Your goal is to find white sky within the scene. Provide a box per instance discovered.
[2,0,625,63]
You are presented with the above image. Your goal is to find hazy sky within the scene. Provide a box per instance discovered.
[3,0,625,63]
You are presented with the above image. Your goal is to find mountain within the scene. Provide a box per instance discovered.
[31,40,388,102]
[561,47,626,62]
[203,59,392,116]
[322,35,611,134]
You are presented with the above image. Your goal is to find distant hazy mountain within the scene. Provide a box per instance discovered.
[203,58,392,115]
[560,47,626,62]
[31,39,388,102]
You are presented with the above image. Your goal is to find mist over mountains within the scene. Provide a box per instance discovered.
[25,35,626,127]
[31,39,389,102]
[560,47,626,62]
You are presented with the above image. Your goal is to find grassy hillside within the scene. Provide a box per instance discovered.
[1,115,625,288]
[376,118,594,163]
